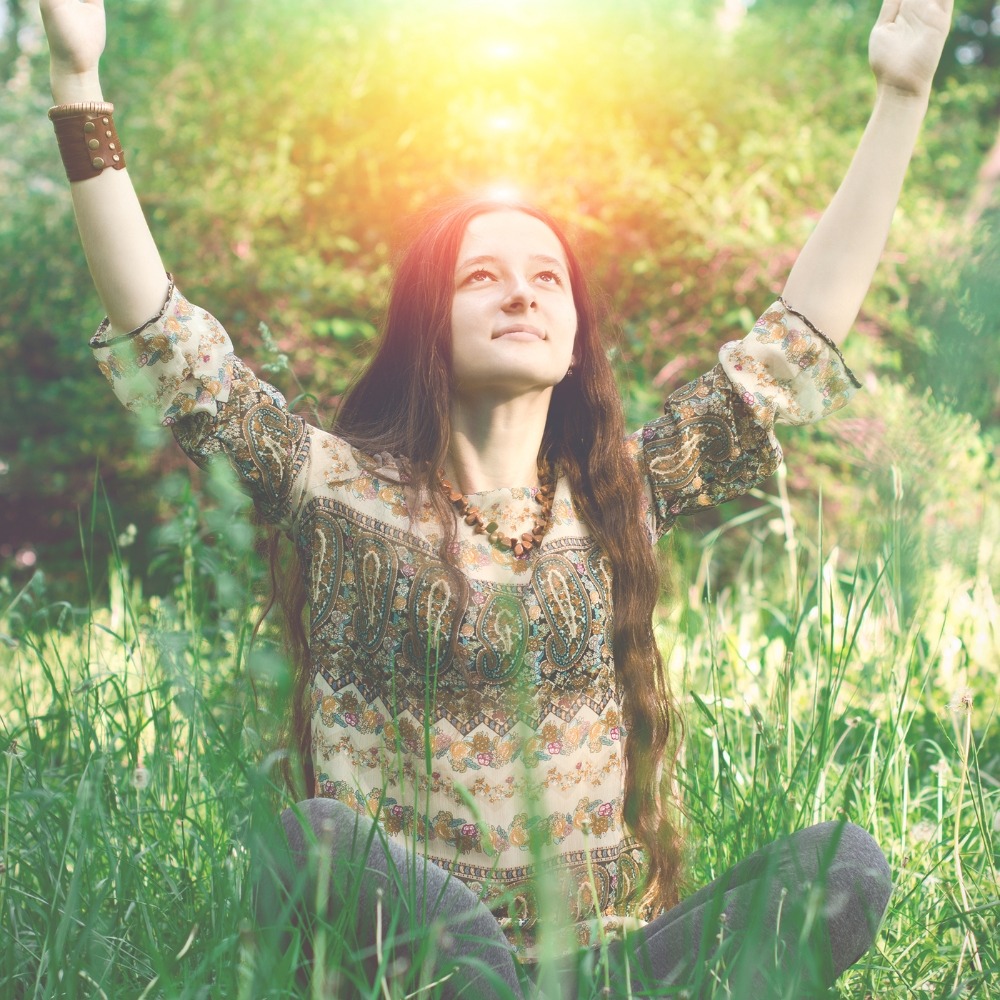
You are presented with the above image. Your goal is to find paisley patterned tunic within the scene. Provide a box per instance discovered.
[91,279,858,956]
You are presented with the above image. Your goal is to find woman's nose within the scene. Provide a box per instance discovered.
[501,276,535,311]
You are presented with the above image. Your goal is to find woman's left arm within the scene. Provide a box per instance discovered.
[780,0,954,346]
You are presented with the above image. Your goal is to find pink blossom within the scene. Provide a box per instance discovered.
[546,741,562,755]
[461,824,478,838]
[344,712,359,727]
[14,548,36,569]
[598,801,614,817]
[610,727,620,740]
[476,752,493,766]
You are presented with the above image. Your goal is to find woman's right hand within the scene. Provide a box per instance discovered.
[40,0,107,96]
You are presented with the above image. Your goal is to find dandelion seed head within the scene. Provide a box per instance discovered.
[131,766,150,790]
[948,688,974,711]
[117,523,138,548]
[387,956,410,978]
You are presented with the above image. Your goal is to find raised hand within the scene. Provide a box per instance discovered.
[40,0,106,88]
[869,0,954,100]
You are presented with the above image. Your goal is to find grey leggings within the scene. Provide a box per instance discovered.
[258,798,892,999]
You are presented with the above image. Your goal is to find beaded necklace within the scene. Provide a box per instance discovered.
[438,461,555,558]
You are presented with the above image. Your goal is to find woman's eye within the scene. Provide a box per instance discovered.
[466,269,494,283]
[537,271,561,284]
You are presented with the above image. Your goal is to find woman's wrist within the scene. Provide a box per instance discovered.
[873,80,932,115]
[50,68,104,105]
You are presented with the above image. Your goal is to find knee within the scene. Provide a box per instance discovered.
[819,821,893,972]
[827,822,893,914]
[281,797,370,860]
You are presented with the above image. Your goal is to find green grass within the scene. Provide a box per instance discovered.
[0,470,997,999]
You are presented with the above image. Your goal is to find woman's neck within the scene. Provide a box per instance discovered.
[447,388,552,492]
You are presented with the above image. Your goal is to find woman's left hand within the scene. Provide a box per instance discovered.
[869,0,954,100]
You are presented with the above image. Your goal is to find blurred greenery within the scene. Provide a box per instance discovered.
[1,4,999,995]
[1,0,998,595]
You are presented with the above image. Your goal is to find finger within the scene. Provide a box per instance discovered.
[899,0,954,21]
[876,0,902,25]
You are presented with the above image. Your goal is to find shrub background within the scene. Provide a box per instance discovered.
[0,2,998,997]
[1,0,998,587]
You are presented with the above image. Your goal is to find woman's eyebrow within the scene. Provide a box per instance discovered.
[455,254,500,273]
[455,254,568,272]
[530,254,568,271]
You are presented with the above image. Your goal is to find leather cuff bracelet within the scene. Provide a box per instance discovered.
[48,102,127,183]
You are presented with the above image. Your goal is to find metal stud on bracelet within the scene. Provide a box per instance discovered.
[48,103,127,182]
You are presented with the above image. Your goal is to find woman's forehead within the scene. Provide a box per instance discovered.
[456,210,568,267]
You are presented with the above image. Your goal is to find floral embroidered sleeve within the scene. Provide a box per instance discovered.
[90,277,311,527]
[632,299,861,539]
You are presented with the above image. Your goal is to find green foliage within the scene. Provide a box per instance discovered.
[1,1,998,994]
[1,475,997,996]
[2,0,999,585]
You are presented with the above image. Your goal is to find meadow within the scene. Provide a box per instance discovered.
[2,0,999,995]
[0,459,996,997]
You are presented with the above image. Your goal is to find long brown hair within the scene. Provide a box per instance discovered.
[271,197,683,913]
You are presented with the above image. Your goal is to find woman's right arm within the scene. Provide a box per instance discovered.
[41,0,169,332]
[42,0,320,529]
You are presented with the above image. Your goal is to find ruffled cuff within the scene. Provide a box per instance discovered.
[719,300,861,428]
[90,276,242,425]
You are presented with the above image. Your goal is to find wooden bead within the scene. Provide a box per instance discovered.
[440,461,555,559]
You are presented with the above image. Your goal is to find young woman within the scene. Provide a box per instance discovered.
[40,0,953,995]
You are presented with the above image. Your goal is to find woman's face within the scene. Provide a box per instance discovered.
[450,210,578,399]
